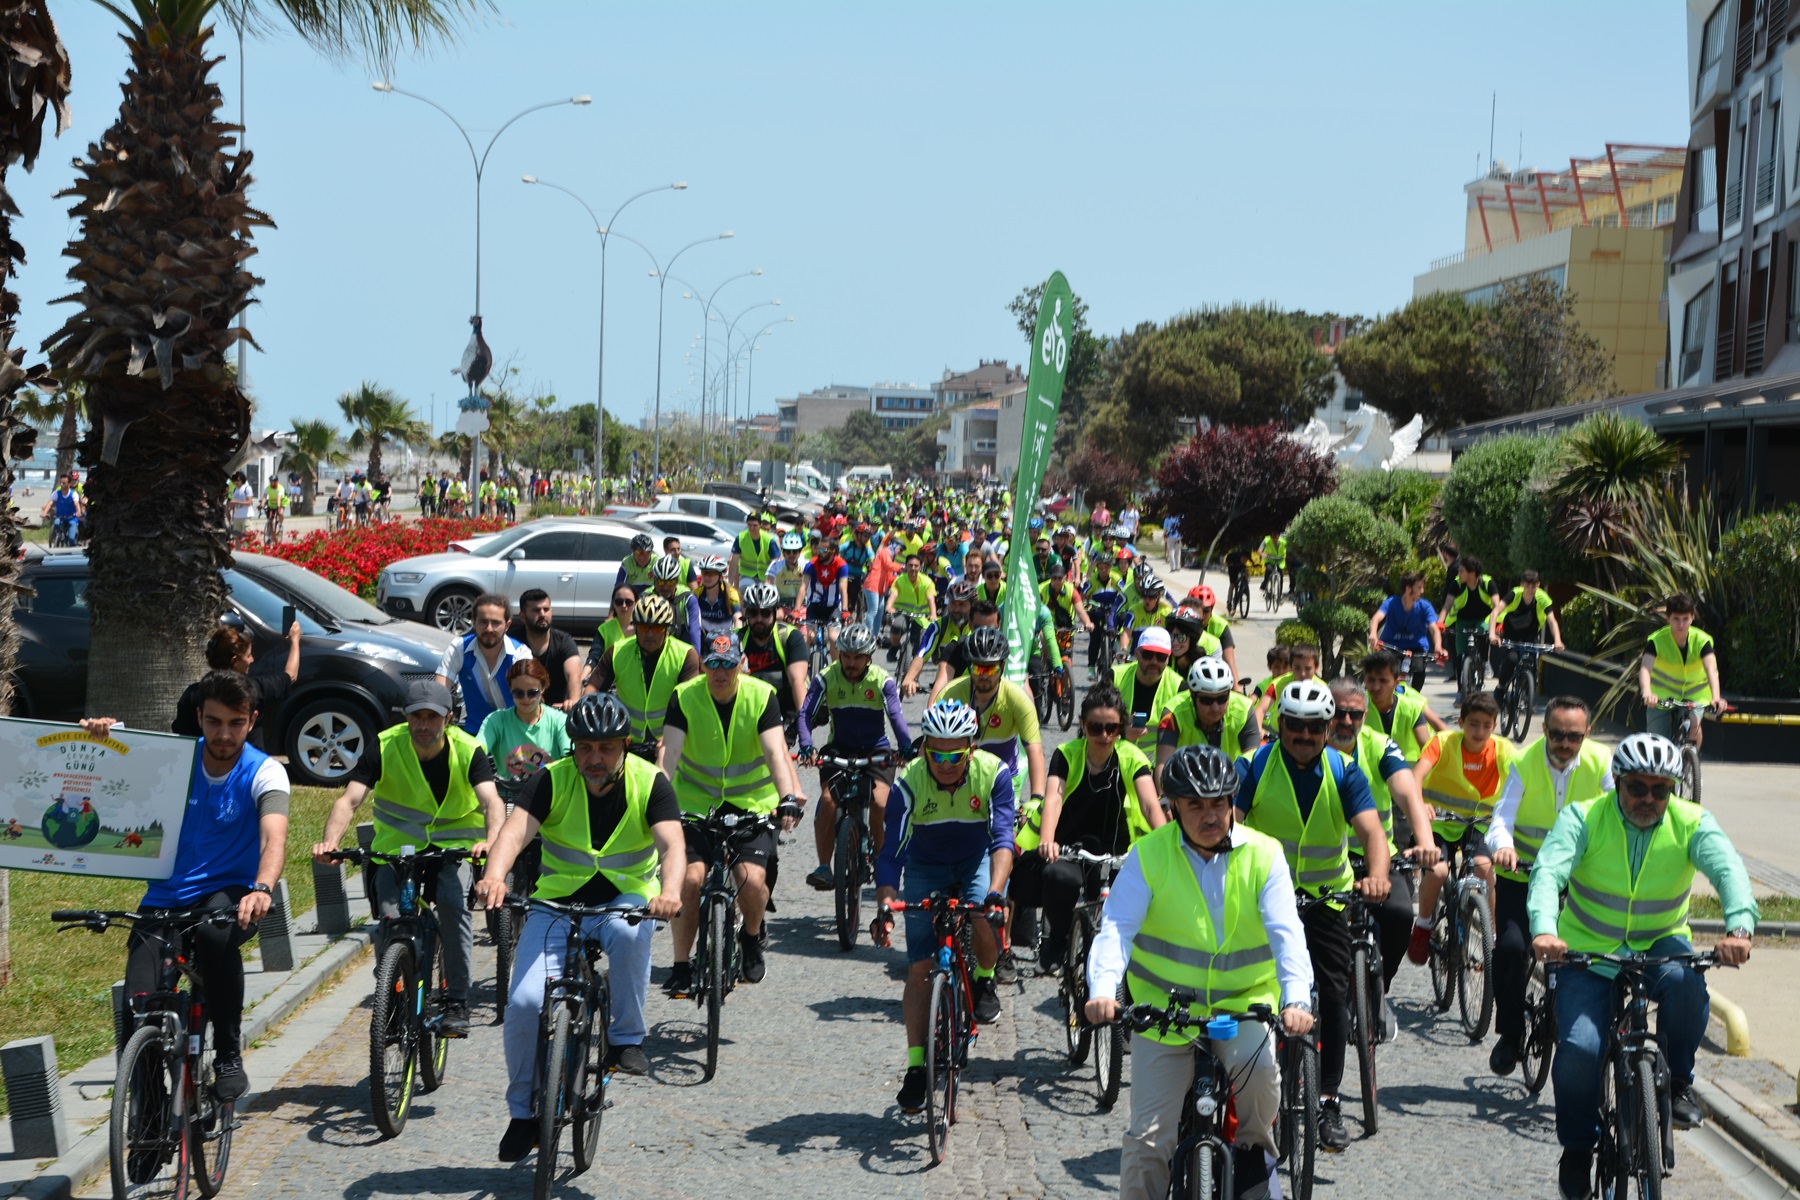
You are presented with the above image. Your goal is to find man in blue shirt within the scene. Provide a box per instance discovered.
[1368,570,1443,691]
[83,671,290,1103]
[42,473,83,543]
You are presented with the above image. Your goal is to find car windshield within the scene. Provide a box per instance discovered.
[238,555,393,626]
[474,525,538,557]
[222,569,332,636]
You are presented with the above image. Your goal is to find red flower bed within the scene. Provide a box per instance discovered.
[240,518,507,597]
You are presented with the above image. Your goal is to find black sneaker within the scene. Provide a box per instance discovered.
[805,864,834,891]
[1318,1097,1350,1151]
[1671,1084,1703,1129]
[664,961,693,998]
[973,977,1001,1024]
[895,1066,928,1113]
[211,1055,248,1103]
[436,1001,470,1038]
[605,1044,649,1076]
[498,1116,537,1162]
[1488,1033,1520,1077]
[994,949,1019,985]
[1558,1148,1593,1200]
[739,928,767,984]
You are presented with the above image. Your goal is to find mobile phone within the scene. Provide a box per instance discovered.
[280,604,297,634]
[1132,710,1148,728]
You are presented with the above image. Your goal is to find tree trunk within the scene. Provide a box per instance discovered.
[296,469,317,517]
[368,434,384,480]
[55,391,79,479]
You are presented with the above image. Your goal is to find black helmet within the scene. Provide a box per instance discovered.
[964,625,1009,666]
[567,692,631,742]
[947,578,977,603]
[1166,609,1204,640]
[630,533,655,554]
[1162,744,1239,800]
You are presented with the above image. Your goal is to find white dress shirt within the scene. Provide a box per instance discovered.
[1088,824,1314,1010]
[1486,743,1614,853]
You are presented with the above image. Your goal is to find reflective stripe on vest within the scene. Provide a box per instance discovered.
[1244,747,1353,897]
[671,675,780,817]
[370,725,485,852]
[1499,736,1610,882]
[1351,725,1396,856]
[613,635,688,741]
[1557,795,1700,953]
[533,756,661,902]
[1165,692,1253,762]
[1421,730,1514,839]
[1647,627,1714,704]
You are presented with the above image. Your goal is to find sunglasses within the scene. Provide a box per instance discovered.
[745,608,775,618]
[970,662,1003,677]
[1546,729,1587,743]
[927,747,971,765]
[1138,651,1169,664]
[1086,721,1122,737]
[1333,708,1367,723]
[1282,717,1329,735]
[1195,694,1230,706]
[1622,778,1675,800]
[510,687,542,699]
[636,623,669,635]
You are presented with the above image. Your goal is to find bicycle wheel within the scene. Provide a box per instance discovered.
[1033,672,1049,721]
[1459,652,1480,700]
[1062,925,1091,1066]
[1277,1033,1319,1200]
[418,938,449,1093]
[1596,1052,1629,1200]
[535,1006,572,1200]
[1058,672,1075,731]
[112,1024,189,1200]
[895,626,913,683]
[1457,890,1494,1041]
[572,988,608,1174]
[925,971,956,1165]
[492,905,516,1009]
[369,941,418,1138]
[1263,575,1276,613]
[1095,981,1125,1111]
[1428,893,1457,1013]
[1350,944,1378,1136]
[1634,1057,1664,1200]
[189,1022,233,1199]
[703,900,727,1082]
[1520,981,1554,1097]
[834,815,862,952]
[1681,745,1702,807]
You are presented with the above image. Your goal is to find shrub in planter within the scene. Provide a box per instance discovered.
[1557,591,1606,657]
[1441,433,1556,580]
[1276,619,1319,647]
[1717,506,1800,697]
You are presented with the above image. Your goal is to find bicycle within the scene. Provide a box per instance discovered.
[1492,640,1550,741]
[1455,626,1489,699]
[49,515,79,548]
[1519,955,1555,1098]
[878,895,1003,1165]
[487,780,543,1007]
[1052,846,1127,1109]
[1559,950,1722,1200]
[1658,700,1708,806]
[683,809,779,1082]
[1262,563,1284,613]
[813,748,904,952]
[52,907,242,1200]
[1227,567,1251,622]
[262,504,284,545]
[325,846,471,1138]
[803,616,841,680]
[1425,817,1495,1041]
[509,896,662,1200]
[1051,628,1076,731]
[887,608,928,681]
[1087,589,1125,681]
[1111,997,1286,1200]
[1274,1014,1320,1200]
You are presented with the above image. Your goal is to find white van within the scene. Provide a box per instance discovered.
[843,464,894,485]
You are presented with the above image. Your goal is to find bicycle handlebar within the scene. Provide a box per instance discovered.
[51,908,236,933]
[879,897,1005,918]
[1109,999,1277,1033]
[1559,950,1720,972]
[682,811,779,836]
[811,749,908,771]
[324,846,476,867]
[505,896,671,924]
[1059,847,1127,868]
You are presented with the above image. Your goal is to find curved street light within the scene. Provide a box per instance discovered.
[645,233,734,478]
[670,269,764,477]
[720,299,782,431]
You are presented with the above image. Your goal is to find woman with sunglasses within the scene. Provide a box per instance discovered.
[1012,683,1164,968]
[593,585,638,656]
[479,658,573,785]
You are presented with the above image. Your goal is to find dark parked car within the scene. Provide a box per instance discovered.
[11,547,454,787]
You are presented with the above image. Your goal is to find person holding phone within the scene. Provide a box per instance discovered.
[172,619,303,750]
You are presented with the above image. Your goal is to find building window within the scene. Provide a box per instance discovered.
[1682,284,1713,384]
[1656,195,1677,223]
[1691,147,1720,233]
[1758,105,1780,211]
[1698,3,1728,104]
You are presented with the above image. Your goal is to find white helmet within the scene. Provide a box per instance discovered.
[1612,733,1683,781]
[651,555,684,581]
[780,532,804,551]
[1186,656,1235,696]
[920,699,980,741]
[697,554,727,574]
[1278,679,1336,721]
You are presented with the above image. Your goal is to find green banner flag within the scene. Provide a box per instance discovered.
[1003,272,1075,684]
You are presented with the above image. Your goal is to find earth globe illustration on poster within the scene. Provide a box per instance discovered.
[42,795,101,848]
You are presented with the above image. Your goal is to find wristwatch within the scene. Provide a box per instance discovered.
[251,882,272,896]
[1727,927,1752,940]
[1283,1001,1313,1017]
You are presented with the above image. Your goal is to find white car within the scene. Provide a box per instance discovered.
[632,512,737,562]
[377,517,646,633]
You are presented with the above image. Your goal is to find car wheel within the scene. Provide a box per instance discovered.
[428,586,479,634]
[283,696,380,787]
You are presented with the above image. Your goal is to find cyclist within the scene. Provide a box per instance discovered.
[1252,645,1289,706]
[478,659,572,783]
[1407,691,1516,966]
[659,536,694,587]
[1236,680,1392,1152]
[1252,641,1320,728]
[313,679,505,1038]
[661,634,808,994]
[738,580,810,734]
[797,622,912,890]
[1013,682,1164,966]
[841,522,875,620]
[261,476,288,541]
[1163,608,1219,682]
[1113,626,1182,758]
[1442,555,1496,699]
[1368,570,1444,690]
[583,594,700,767]
[1488,568,1564,693]
[694,555,740,641]
[593,585,637,657]
[1182,585,1237,678]
[1638,591,1728,749]
[616,533,660,592]
[435,593,533,735]
[1122,573,1174,660]
[767,531,808,615]
[1528,733,1756,1200]
[1327,678,1438,1001]
[901,578,973,698]
[1260,531,1289,594]
[1485,695,1610,1080]
[728,511,778,591]
[1039,559,1093,655]
[873,699,1017,1110]
[476,694,686,1160]
[887,551,938,665]
[1359,648,1447,764]
[650,555,704,649]
[1156,657,1261,774]
[41,472,82,544]
[975,559,1007,607]
[1087,743,1315,1200]
[83,671,289,1103]
[800,534,852,660]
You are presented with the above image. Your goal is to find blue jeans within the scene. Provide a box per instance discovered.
[900,853,991,964]
[1551,935,1709,1152]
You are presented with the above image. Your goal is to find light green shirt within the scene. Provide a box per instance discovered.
[478,705,573,782]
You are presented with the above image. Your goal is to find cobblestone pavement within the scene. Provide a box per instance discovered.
[119,614,1749,1200]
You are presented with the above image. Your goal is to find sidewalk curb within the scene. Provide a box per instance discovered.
[6,927,372,1200]
[1695,1076,1800,1190]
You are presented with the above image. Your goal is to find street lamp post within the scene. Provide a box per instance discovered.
[673,270,765,478]
[372,81,590,506]
[521,177,685,501]
[743,319,790,427]
[720,299,782,436]
[647,234,734,481]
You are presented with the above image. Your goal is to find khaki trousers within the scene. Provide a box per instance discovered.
[1120,1022,1280,1200]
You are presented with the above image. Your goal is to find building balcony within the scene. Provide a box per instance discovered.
[972,439,998,453]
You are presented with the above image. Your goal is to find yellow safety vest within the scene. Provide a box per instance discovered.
[533,756,661,902]
[1646,626,1715,704]
[892,573,935,618]
[671,675,780,817]
[1016,737,1154,853]
[1369,688,1429,762]
[735,530,778,581]
[1558,794,1700,954]
[1112,661,1182,756]
[1420,730,1516,842]
[1244,746,1355,898]
[370,725,486,853]
[1161,691,1254,762]
[1349,725,1398,856]
[612,635,689,742]
[1498,736,1611,883]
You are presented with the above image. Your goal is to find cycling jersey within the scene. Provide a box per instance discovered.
[802,555,849,616]
[940,674,1040,776]
[766,557,807,609]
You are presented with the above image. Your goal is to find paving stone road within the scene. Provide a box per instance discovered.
[107,608,1752,1200]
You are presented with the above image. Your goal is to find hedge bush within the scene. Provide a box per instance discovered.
[1717,505,1800,695]
[1558,591,1606,656]
[1299,599,1371,680]
[1441,434,1557,581]
[1286,494,1409,604]
[1337,468,1441,546]
[1276,620,1319,647]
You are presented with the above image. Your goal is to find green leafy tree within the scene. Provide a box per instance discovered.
[1440,434,1558,582]
[1286,494,1409,677]
[1335,468,1441,546]
[1333,292,1492,438]
[1478,275,1616,416]
[278,417,346,515]
[836,410,898,467]
[1717,506,1800,695]
[337,381,428,480]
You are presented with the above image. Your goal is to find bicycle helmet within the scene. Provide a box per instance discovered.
[1278,679,1336,721]
[629,532,655,554]
[566,692,631,742]
[633,594,675,627]
[741,581,781,611]
[651,554,684,581]
[1162,744,1239,800]
[696,554,727,575]
[947,578,977,603]
[1611,732,1683,780]
[1139,572,1166,599]
[1028,515,1045,532]
[1133,560,1156,585]
[837,623,877,656]
[1190,585,1217,608]
[781,532,804,551]
[964,625,1009,666]
[1187,656,1235,695]
[920,698,980,740]
[1165,609,1204,640]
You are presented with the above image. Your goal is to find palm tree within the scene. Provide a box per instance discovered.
[437,430,473,478]
[481,390,522,479]
[1546,412,1683,508]
[40,0,478,730]
[280,417,346,516]
[338,380,429,480]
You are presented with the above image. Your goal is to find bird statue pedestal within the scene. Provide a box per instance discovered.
[455,408,489,435]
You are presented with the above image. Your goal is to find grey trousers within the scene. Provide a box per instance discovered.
[1121,1022,1281,1200]
[373,860,474,1003]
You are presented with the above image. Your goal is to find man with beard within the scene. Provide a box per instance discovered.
[739,580,810,730]
[507,588,582,711]
[583,593,701,767]
[436,594,532,735]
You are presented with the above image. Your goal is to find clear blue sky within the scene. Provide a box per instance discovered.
[10,1,1688,439]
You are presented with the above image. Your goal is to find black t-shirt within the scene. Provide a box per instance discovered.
[171,668,293,751]
[522,767,680,904]
[350,735,497,799]
[661,687,784,737]
[1047,745,1153,856]
[506,619,582,706]
[1130,679,1161,727]
[742,626,808,677]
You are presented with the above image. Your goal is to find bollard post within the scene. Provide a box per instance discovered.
[2,1036,71,1159]
[312,857,352,936]
[258,879,296,973]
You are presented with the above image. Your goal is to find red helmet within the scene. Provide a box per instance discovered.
[1189,585,1217,607]
[1117,547,1134,561]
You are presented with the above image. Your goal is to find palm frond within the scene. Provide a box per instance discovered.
[230,0,489,66]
